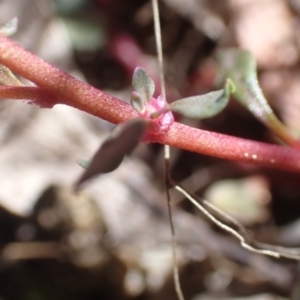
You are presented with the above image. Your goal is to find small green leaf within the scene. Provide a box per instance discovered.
[166,79,232,120]
[76,159,90,169]
[0,65,23,86]
[216,48,299,147]
[0,18,22,87]
[75,118,147,191]
[216,49,270,116]
[0,17,18,37]
[130,91,145,113]
[132,67,155,110]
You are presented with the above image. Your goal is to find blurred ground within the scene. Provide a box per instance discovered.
[0,0,300,299]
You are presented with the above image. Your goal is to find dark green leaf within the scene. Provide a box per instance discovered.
[166,79,233,119]
[75,118,147,191]
[216,48,299,147]
[132,67,155,111]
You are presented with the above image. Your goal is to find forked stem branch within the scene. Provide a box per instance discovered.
[0,35,299,173]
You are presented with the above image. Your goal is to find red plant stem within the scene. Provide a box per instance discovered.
[163,122,300,172]
[0,35,137,124]
[0,35,300,173]
[0,86,57,105]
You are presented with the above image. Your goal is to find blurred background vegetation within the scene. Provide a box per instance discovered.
[0,0,300,299]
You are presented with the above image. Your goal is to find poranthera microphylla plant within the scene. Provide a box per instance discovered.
[0,9,300,298]
[1,27,300,171]
[1,26,300,171]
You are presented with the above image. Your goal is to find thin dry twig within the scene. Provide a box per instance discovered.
[172,183,300,260]
[152,0,185,299]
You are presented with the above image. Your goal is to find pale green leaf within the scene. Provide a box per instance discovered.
[0,18,22,87]
[0,17,18,37]
[76,159,90,169]
[130,91,145,113]
[132,67,155,110]
[216,48,299,147]
[166,79,233,120]
[216,49,272,117]
[0,65,22,86]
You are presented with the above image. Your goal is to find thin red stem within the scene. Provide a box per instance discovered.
[0,86,57,106]
[161,122,300,172]
[0,35,300,173]
[0,35,137,124]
